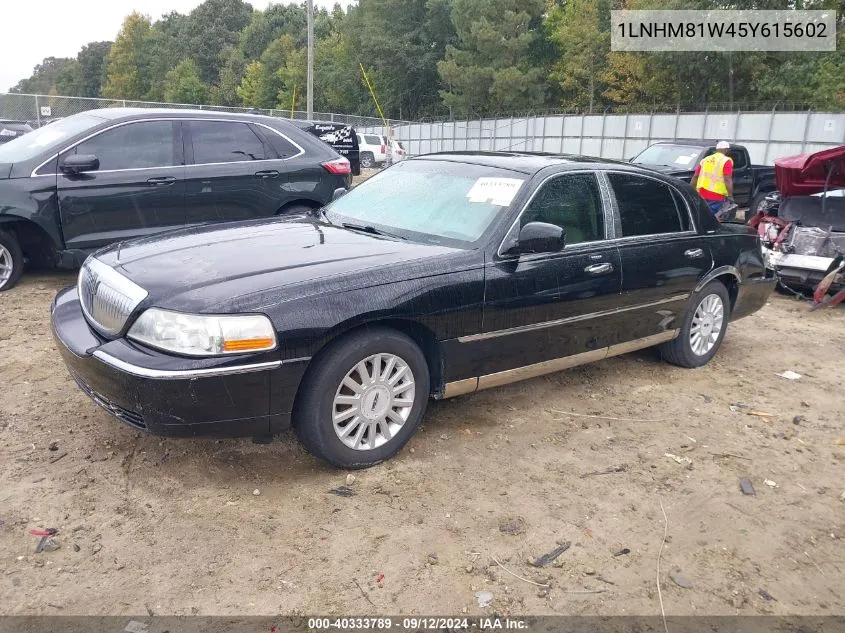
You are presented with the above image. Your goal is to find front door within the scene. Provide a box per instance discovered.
[57,120,185,251]
[477,172,622,382]
[604,171,713,345]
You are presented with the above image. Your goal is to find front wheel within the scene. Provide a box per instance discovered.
[360,152,375,169]
[0,229,24,292]
[659,280,730,368]
[294,328,430,468]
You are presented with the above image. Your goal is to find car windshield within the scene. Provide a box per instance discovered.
[632,144,703,168]
[325,160,526,247]
[0,113,104,163]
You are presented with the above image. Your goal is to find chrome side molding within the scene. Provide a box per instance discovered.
[441,330,678,398]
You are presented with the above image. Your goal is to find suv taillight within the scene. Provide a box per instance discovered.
[380,144,386,154]
[322,157,351,175]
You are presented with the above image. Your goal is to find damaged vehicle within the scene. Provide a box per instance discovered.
[749,145,845,303]
[52,152,774,468]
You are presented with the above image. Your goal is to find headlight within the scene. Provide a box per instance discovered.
[127,308,277,356]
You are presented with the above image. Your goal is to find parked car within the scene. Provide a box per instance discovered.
[291,120,360,176]
[356,133,388,168]
[0,120,33,143]
[0,108,351,291]
[389,138,407,163]
[52,151,774,468]
[630,141,776,218]
[750,145,845,292]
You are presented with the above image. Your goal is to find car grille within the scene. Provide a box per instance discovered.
[71,371,146,430]
[78,258,148,337]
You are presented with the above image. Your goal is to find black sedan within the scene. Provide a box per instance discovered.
[52,152,775,468]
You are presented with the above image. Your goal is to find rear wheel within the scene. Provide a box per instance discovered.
[360,152,375,169]
[659,280,730,368]
[294,327,430,468]
[276,203,314,220]
[0,229,24,292]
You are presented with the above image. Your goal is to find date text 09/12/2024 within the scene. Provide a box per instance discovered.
[303,617,528,630]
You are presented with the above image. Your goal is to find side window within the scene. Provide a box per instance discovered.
[261,128,301,159]
[727,149,747,169]
[190,121,266,164]
[521,173,605,245]
[70,121,175,170]
[608,173,684,237]
[364,135,381,145]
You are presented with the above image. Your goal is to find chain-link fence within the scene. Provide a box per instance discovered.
[0,92,410,132]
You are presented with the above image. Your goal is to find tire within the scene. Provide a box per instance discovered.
[294,327,430,469]
[659,280,731,368]
[0,229,24,292]
[745,190,772,223]
[360,152,375,169]
[276,203,314,220]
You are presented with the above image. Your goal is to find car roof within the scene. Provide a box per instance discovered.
[413,151,633,175]
[649,140,721,147]
[80,107,295,125]
[290,119,353,129]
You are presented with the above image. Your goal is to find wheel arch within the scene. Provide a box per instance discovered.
[276,198,322,215]
[290,317,443,424]
[0,216,60,267]
[695,266,740,312]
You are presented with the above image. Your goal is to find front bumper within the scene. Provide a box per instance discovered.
[51,286,309,437]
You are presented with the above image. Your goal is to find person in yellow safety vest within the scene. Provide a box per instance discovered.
[691,141,734,220]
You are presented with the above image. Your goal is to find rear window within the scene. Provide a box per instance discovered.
[0,113,103,163]
[364,135,382,145]
[607,173,686,236]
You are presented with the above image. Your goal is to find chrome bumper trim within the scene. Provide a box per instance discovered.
[92,351,309,380]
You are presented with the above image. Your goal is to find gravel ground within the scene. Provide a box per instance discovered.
[0,243,843,617]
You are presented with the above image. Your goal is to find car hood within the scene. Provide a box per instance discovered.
[95,218,467,312]
[631,163,691,177]
[775,145,845,196]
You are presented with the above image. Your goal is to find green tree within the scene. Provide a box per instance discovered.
[182,0,253,84]
[74,42,112,97]
[438,0,547,117]
[237,60,270,108]
[214,46,248,106]
[163,59,209,104]
[102,12,153,99]
[11,57,79,95]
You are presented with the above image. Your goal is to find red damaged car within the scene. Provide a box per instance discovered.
[749,145,845,306]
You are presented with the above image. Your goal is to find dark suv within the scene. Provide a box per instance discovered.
[0,109,351,291]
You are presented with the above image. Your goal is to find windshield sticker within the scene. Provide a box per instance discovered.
[674,154,696,165]
[466,177,524,206]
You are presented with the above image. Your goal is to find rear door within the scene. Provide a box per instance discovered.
[604,171,712,345]
[478,171,623,380]
[184,119,282,224]
[57,120,185,251]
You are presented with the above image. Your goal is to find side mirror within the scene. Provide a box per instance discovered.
[332,187,348,201]
[61,154,99,174]
[512,222,565,255]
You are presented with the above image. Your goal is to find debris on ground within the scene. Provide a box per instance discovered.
[475,591,493,608]
[840,491,845,502]
[700,394,714,403]
[793,415,806,425]
[665,453,693,468]
[612,548,631,557]
[375,572,384,585]
[580,465,627,478]
[252,489,260,496]
[748,411,776,419]
[834,439,845,446]
[729,402,749,412]
[530,541,571,567]
[670,571,693,588]
[776,370,802,380]
[49,452,68,464]
[426,552,439,565]
[124,620,150,633]
[740,478,756,496]
[764,479,778,488]
[498,517,526,536]
[48,441,59,451]
[328,486,356,497]
[30,528,59,553]
[758,588,777,601]
[345,474,356,486]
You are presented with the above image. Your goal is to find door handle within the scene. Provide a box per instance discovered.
[684,248,704,259]
[584,262,614,275]
[147,176,176,186]
[255,170,280,179]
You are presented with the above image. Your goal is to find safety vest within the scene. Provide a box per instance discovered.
[696,153,733,196]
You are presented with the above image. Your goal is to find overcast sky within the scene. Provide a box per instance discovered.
[1,0,357,93]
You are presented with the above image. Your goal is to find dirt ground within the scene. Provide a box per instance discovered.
[1,267,844,617]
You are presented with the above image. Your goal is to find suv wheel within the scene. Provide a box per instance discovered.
[0,229,24,292]
[360,152,375,169]
[659,280,730,368]
[294,327,430,468]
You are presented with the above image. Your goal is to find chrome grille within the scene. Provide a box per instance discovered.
[78,257,148,338]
